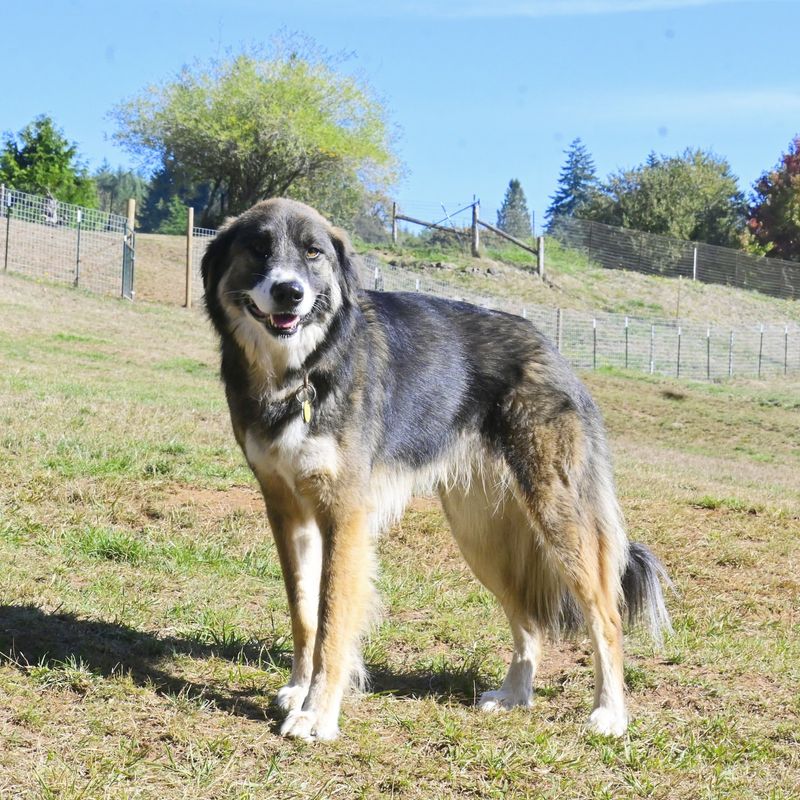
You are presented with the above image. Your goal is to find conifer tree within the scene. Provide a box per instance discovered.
[545,138,598,226]
[496,179,532,239]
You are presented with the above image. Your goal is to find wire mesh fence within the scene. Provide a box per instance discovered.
[0,187,132,297]
[190,226,217,306]
[551,217,800,301]
[179,227,800,382]
[359,254,800,380]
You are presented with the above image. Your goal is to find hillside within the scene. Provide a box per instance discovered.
[134,231,800,327]
[0,271,799,798]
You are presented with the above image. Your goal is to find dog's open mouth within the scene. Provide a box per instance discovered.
[247,303,302,337]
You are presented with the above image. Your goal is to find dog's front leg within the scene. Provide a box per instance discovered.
[280,507,371,742]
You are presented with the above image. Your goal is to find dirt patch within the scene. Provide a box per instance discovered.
[157,484,263,519]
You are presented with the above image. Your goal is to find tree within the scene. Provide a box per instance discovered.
[497,179,532,239]
[93,161,148,218]
[110,41,398,227]
[545,137,599,225]
[0,115,97,206]
[747,136,800,261]
[583,149,745,247]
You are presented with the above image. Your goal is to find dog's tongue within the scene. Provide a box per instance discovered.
[270,313,299,330]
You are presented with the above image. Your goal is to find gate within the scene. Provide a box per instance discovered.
[122,225,135,300]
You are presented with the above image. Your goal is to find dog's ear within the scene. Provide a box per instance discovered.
[329,226,363,304]
[201,220,239,325]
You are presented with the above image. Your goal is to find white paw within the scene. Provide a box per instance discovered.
[478,689,533,713]
[280,709,339,742]
[587,706,628,737]
[275,684,308,713]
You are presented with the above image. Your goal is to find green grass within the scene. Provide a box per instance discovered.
[1,272,799,799]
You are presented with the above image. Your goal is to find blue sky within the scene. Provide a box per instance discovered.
[3,0,799,228]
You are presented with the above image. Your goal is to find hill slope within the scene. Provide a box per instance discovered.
[135,231,800,327]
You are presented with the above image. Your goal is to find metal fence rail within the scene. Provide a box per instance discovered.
[551,217,800,301]
[0,187,132,297]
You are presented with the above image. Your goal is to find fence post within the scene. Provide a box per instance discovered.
[537,236,545,278]
[649,324,655,374]
[4,199,11,272]
[74,209,82,287]
[728,331,734,378]
[555,308,562,353]
[471,201,480,258]
[676,326,682,377]
[624,317,629,369]
[692,246,698,281]
[592,318,597,370]
[758,324,764,378]
[706,327,711,381]
[126,198,136,235]
[785,326,789,375]
[391,202,397,245]
[185,206,194,309]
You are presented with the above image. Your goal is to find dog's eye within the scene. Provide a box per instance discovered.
[306,247,321,259]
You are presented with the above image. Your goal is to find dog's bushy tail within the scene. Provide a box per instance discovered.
[621,542,673,646]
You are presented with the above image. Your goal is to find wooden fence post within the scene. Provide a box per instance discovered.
[537,236,545,278]
[126,198,136,234]
[185,206,194,309]
[471,201,480,258]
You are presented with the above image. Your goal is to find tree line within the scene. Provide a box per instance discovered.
[1,37,798,261]
[538,137,799,260]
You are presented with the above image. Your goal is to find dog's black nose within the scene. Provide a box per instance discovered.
[271,280,305,306]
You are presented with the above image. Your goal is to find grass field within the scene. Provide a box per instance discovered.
[1,272,799,799]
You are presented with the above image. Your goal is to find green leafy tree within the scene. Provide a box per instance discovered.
[583,149,745,247]
[110,40,398,227]
[497,179,532,239]
[93,161,148,218]
[545,137,599,225]
[747,136,800,261]
[0,115,97,206]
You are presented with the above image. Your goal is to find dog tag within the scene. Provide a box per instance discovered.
[302,399,312,424]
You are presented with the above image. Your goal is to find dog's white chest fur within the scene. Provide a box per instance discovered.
[244,420,340,491]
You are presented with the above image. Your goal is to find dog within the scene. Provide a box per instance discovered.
[201,198,671,742]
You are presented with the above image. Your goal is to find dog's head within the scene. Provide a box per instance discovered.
[201,198,362,371]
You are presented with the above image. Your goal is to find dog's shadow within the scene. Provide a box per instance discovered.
[0,604,494,727]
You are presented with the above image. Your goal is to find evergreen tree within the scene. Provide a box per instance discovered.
[93,161,148,218]
[0,115,97,206]
[545,138,598,226]
[496,179,532,239]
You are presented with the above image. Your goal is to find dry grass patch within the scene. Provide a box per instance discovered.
[1,273,799,799]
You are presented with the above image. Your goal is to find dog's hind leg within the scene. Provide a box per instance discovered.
[440,480,545,711]
[523,466,628,736]
[478,609,543,711]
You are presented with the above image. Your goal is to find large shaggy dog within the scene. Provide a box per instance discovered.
[201,198,671,741]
